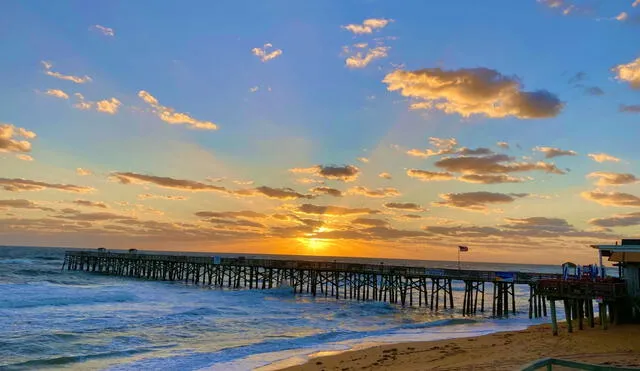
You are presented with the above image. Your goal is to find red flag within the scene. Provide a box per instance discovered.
[458,245,469,252]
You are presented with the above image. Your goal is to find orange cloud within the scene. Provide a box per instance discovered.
[534,146,577,158]
[138,90,218,130]
[588,153,620,163]
[383,67,563,119]
[383,202,423,211]
[348,186,400,198]
[406,169,455,181]
[0,178,93,193]
[0,123,36,153]
[289,165,360,182]
[251,43,283,62]
[587,172,638,186]
[41,61,92,84]
[612,56,640,89]
[297,204,379,216]
[341,18,393,35]
[73,200,108,209]
[44,89,69,99]
[581,190,640,207]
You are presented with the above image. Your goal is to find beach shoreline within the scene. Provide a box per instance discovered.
[276,323,640,371]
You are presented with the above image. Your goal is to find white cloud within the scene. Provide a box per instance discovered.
[251,43,283,63]
[634,0,640,7]
[612,57,640,89]
[249,86,259,93]
[89,24,115,37]
[44,89,69,99]
[138,90,218,130]
[357,157,369,163]
[341,18,393,35]
[588,153,620,163]
[41,61,92,84]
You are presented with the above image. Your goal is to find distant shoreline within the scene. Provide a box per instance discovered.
[276,323,640,371]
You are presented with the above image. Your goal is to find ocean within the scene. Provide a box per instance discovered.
[1,246,561,370]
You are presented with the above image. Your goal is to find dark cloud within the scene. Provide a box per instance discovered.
[589,212,640,228]
[297,204,379,215]
[290,165,360,182]
[583,86,604,96]
[0,178,94,193]
[383,202,423,211]
[351,218,389,227]
[434,192,528,211]
[195,210,267,219]
[434,154,565,175]
[73,200,108,209]
[0,199,54,212]
[203,218,265,229]
[383,67,563,119]
[56,211,136,221]
[239,186,314,200]
[310,186,344,197]
[111,172,228,192]
[620,104,640,113]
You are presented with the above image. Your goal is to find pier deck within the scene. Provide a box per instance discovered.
[63,250,562,318]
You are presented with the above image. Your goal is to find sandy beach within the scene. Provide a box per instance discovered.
[281,323,640,370]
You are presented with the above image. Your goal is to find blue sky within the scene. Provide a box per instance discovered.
[1,0,639,263]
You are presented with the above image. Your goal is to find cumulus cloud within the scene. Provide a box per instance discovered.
[378,172,392,180]
[341,18,393,34]
[95,98,121,114]
[44,89,69,99]
[589,212,640,228]
[0,199,54,212]
[406,137,459,158]
[534,146,577,158]
[41,61,92,84]
[581,190,640,207]
[383,67,563,119]
[73,200,108,209]
[89,24,114,37]
[310,186,343,197]
[0,123,36,153]
[297,203,379,216]
[620,104,640,113]
[138,90,218,130]
[406,169,455,181]
[612,57,640,89]
[587,172,638,186]
[588,153,620,163]
[345,46,390,69]
[383,202,423,211]
[434,191,528,211]
[434,154,565,175]
[0,178,93,193]
[137,193,188,201]
[111,172,229,192]
[289,165,360,182]
[251,43,283,63]
[347,186,401,198]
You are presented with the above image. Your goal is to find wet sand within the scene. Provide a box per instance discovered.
[280,323,640,370]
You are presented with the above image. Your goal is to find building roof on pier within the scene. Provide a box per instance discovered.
[592,243,640,263]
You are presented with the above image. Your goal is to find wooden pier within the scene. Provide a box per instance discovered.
[537,279,627,335]
[62,250,561,318]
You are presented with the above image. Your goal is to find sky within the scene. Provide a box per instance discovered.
[1,0,640,264]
